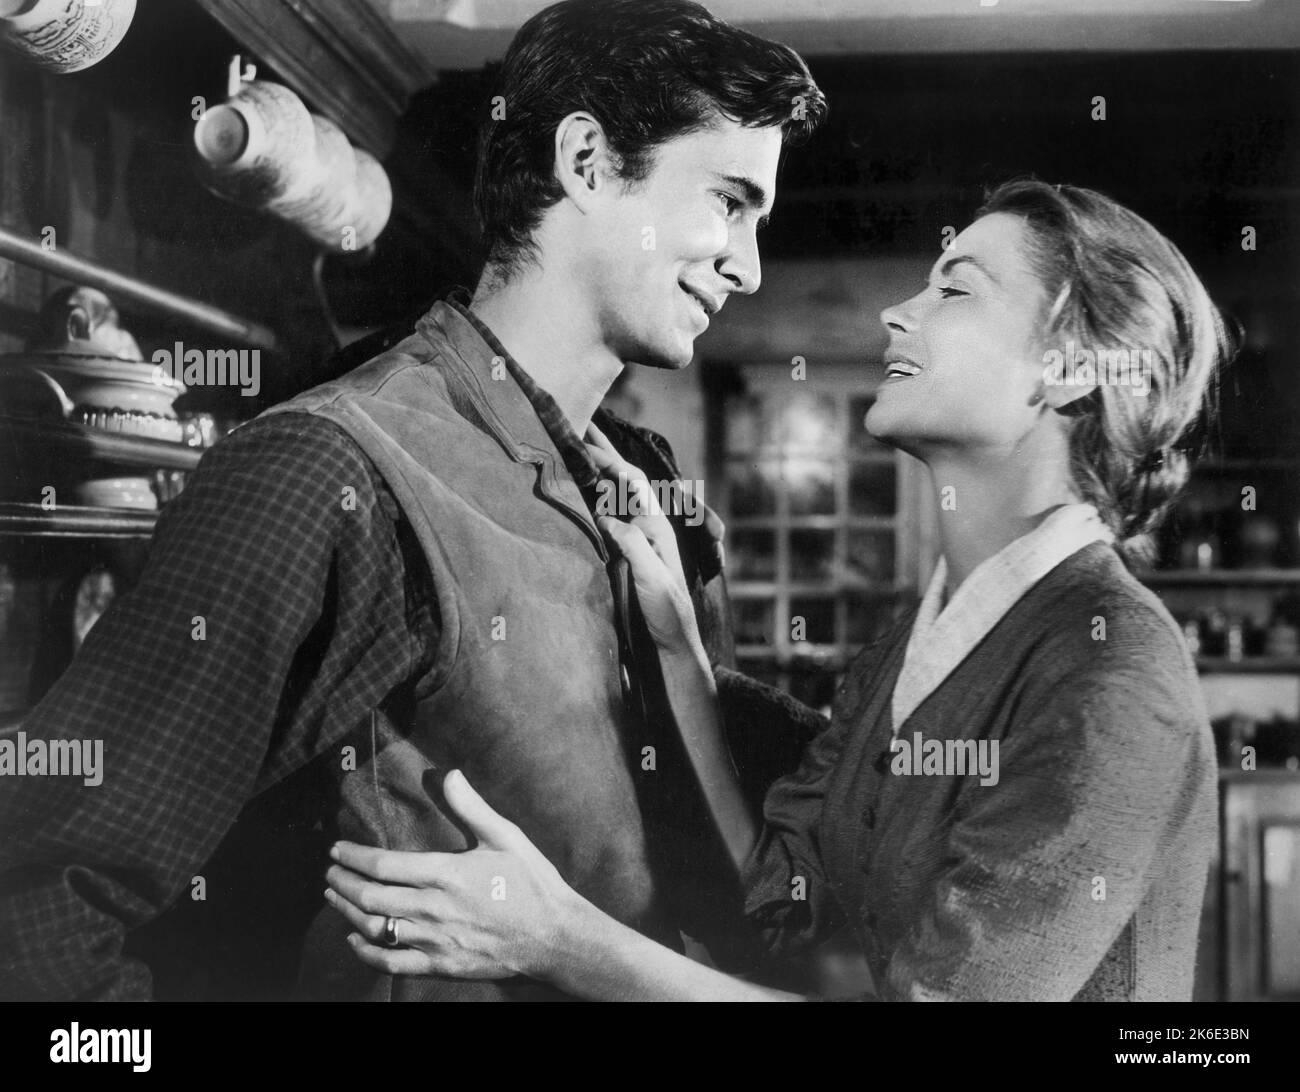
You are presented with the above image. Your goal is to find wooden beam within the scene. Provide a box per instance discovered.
[194,0,437,158]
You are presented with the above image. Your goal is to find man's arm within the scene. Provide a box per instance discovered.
[0,413,428,1000]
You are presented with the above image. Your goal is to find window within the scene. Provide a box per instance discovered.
[706,363,934,714]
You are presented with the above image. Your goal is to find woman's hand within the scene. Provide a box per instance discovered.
[586,422,707,657]
[324,770,583,982]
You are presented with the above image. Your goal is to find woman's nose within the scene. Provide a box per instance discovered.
[880,296,916,333]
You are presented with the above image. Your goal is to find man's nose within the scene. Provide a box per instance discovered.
[718,226,761,296]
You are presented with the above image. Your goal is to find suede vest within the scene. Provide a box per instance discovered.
[264,302,673,1000]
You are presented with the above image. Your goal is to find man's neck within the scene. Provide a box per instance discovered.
[469,263,624,437]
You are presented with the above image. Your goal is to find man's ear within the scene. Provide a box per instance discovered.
[554,111,612,213]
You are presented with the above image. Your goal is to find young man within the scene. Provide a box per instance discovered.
[0,0,825,1000]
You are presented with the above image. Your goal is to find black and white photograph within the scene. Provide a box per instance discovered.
[0,0,1297,1054]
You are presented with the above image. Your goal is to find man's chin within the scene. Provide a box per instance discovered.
[633,342,695,370]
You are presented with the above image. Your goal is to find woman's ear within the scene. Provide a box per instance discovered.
[553,111,612,213]
[1037,342,1098,410]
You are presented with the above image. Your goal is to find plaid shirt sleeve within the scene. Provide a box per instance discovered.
[0,412,432,1000]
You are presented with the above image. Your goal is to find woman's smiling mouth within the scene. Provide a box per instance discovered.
[884,355,925,380]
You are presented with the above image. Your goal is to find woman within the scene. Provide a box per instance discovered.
[323,181,1232,1001]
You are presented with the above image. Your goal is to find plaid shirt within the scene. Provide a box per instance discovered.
[0,297,603,1001]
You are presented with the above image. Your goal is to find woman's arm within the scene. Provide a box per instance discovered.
[658,646,758,874]
[325,770,802,1000]
[587,424,757,872]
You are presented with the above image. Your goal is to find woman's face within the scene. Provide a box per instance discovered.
[864,212,1052,457]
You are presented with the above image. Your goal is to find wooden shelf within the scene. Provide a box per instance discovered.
[1140,569,1300,587]
[1,416,203,472]
[0,503,157,538]
[1198,657,1300,674]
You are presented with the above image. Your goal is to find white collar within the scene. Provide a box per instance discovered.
[891,503,1115,735]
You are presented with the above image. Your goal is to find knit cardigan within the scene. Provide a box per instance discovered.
[739,542,1217,1001]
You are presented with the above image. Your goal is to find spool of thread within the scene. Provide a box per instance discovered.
[345,149,393,252]
[194,79,392,251]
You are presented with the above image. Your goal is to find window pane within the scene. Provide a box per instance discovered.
[733,597,775,646]
[729,528,776,581]
[726,460,777,516]
[790,596,836,644]
[786,458,836,515]
[725,393,765,454]
[776,392,842,454]
[846,529,895,586]
[789,529,836,582]
[848,461,896,516]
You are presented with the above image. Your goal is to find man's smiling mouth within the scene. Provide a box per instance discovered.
[680,283,719,317]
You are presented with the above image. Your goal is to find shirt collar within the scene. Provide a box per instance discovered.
[443,289,598,489]
[891,502,1116,734]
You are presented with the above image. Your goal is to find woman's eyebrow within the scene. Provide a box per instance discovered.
[936,253,1000,286]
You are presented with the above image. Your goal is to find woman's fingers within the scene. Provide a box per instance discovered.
[345,934,441,977]
[326,862,424,918]
[326,885,450,949]
[441,770,527,853]
[598,515,663,572]
[331,841,452,886]
[325,885,389,942]
[585,424,650,486]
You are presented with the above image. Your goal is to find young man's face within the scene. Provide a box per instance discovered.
[582,118,782,369]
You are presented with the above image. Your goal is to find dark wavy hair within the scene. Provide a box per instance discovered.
[473,0,826,280]
[979,180,1237,562]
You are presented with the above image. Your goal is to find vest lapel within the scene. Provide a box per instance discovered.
[416,302,605,558]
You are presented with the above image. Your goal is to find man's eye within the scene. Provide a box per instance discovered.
[938,285,968,299]
[716,192,741,213]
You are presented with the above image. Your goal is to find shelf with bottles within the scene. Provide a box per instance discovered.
[1174,599,1300,674]
[1197,656,1300,675]
[1213,713,1300,772]
[1149,454,1300,576]
[1142,568,1300,587]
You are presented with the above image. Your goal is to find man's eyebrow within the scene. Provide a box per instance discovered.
[935,253,999,285]
[717,173,772,228]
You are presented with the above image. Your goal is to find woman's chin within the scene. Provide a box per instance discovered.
[862,405,908,449]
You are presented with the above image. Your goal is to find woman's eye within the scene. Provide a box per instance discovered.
[938,285,968,299]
